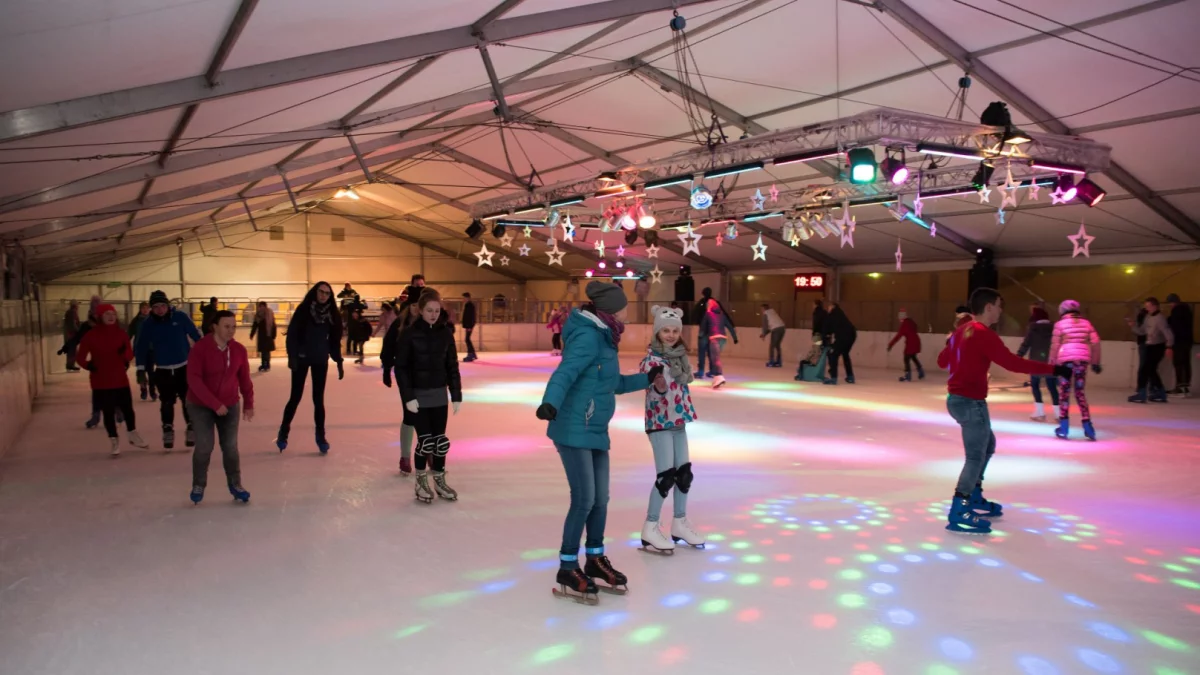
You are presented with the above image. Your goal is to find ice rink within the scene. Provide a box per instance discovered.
[2,352,1198,675]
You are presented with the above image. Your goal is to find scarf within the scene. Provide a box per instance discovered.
[593,308,625,346]
[651,337,692,385]
[309,299,332,324]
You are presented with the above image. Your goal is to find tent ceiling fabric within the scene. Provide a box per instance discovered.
[1,0,1198,280]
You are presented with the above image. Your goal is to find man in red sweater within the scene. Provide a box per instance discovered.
[887,308,924,382]
[937,289,1071,534]
[186,311,255,504]
[76,304,148,455]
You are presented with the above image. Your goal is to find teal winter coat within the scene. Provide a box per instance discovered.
[541,309,649,451]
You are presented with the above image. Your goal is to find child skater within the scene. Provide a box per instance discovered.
[77,304,149,456]
[887,308,924,381]
[638,306,703,554]
[938,288,1071,534]
[1016,305,1059,421]
[537,282,662,604]
[546,306,565,356]
[1049,300,1102,441]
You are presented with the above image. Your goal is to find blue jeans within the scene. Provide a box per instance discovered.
[695,338,709,374]
[946,395,996,496]
[556,444,610,569]
[646,428,690,522]
[1030,375,1060,405]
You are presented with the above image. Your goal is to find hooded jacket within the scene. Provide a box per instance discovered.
[1168,302,1194,347]
[135,308,201,370]
[394,310,462,405]
[187,334,254,412]
[540,309,650,451]
[77,316,133,390]
[286,282,344,366]
[1017,319,1054,363]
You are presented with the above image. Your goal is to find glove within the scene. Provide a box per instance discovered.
[452,401,461,415]
[382,370,392,388]
[1091,363,1103,375]
[646,364,665,384]
[536,403,557,421]
[57,347,66,355]
[85,363,96,372]
[337,361,345,380]
[405,400,419,414]
[118,343,127,355]
[1053,365,1073,379]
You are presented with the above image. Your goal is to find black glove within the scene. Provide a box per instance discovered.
[1053,365,1073,379]
[382,370,392,388]
[85,363,96,372]
[646,364,665,384]
[337,361,345,380]
[536,403,558,421]
[118,343,127,355]
[1091,363,1103,375]
[57,347,66,355]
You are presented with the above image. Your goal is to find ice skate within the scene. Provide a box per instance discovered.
[552,568,599,605]
[639,520,675,555]
[693,370,705,380]
[1128,389,1147,403]
[584,555,628,595]
[917,367,926,380]
[162,423,175,450]
[228,483,250,503]
[316,435,330,455]
[414,470,434,503]
[1149,389,1168,403]
[671,517,707,549]
[711,375,726,389]
[898,373,911,382]
[823,378,837,385]
[275,428,288,452]
[140,385,148,401]
[968,486,1003,518]
[127,430,148,449]
[432,471,458,501]
[946,497,992,535]
[1055,418,1070,440]
[845,376,856,384]
[1082,420,1096,441]
[109,437,120,457]
[398,456,413,476]
[85,412,100,429]
[1031,402,1046,422]
[190,485,204,504]
[184,424,195,447]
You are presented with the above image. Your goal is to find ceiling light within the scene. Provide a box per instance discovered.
[638,203,657,229]
[1074,178,1106,206]
[880,156,909,186]
[971,162,996,190]
[704,161,764,179]
[618,210,637,230]
[585,269,594,278]
[616,260,624,268]
[847,147,877,184]
[598,172,619,183]
[1056,174,1078,201]
[773,147,842,167]
[1003,126,1032,145]
[480,210,508,221]
[465,219,484,239]
[742,211,783,222]
[644,175,693,190]
[598,261,607,269]
[1030,160,1086,175]
[513,204,544,215]
[916,143,989,161]
[594,185,634,199]
[626,270,635,278]
[550,196,585,208]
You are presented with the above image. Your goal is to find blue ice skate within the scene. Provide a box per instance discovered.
[1082,420,1096,441]
[317,436,330,455]
[947,497,992,534]
[1055,418,1070,439]
[969,486,1003,518]
[190,486,204,504]
[228,483,250,503]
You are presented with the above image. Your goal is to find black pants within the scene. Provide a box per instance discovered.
[903,353,923,375]
[828,335,856,379]
[137,361,156,397]
[153,367,191,428]
[413,404,449,472]
[1138,343,1167,393]
[464,328,477,358]
[280,362,329,439]
[1174,344,1192,389]
[260,349,271,369]
[552,333,562,351]
[97,387,136,437]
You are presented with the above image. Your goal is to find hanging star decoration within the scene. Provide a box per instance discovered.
[913,196,924,218]
[769,184,780,202]
[498,232,514,249]
[474,243,495,267]
[715,232,724,247]
[751,233,768,261]
[995,208,1006,226]
[1050,184,1069,205]
[977,184,992,204]
[1027,180,1041,202]
[517,243,531,257]
[840,225,856,249]
[679,226,703,256]
[615,244,626,257]
[545,241,565,266]
[594,238,606,257]
[1068,221,1095,258]
[833,201,856,245]
[523,225,533,239]
[562,214,575,242]
[895,239,903,272]
[750,188,766,211]
[649,264,663,284]
[1000,168,1019,210]
[645,243,660,258]
[930,221,937,238]
[499,255,510,267]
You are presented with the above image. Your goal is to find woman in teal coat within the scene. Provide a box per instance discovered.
[537,282,663,602]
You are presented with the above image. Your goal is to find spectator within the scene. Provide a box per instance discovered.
[822,301,857,385]
[760,303,786,368]
[62,300,82,371]
[200,297,219,336]
[1165,294,1193,397]
[249,301,277,372]
[461,292,478,362]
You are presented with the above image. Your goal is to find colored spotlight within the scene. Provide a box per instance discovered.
[1074,178,1106,206]
[848,148,877,184]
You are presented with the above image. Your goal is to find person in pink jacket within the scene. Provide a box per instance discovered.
[1049,300,1102,441]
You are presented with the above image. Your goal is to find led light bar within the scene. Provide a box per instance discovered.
[704,161,764,179]
[512,205,545,215]
[643,175,694,190]
[494,219,544,227]
[1029,160,1086,175]
[742,211,784,222]
[594,185,635,199]
[772,147,842,167]
[480,211,508,221]
[549,196,586,208]
[916,143,989,161]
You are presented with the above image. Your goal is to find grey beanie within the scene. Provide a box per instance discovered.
[1166,293,1181,304]
[586,281,627,314]
[651,304,683,335]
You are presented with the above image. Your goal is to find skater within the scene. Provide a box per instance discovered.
[1127,297,1174,403]
[61,297,105,425]
[760,303,786,368]
[374,302,397,340]
[135,290,202,450]
[695,288,738,389]
[812,298,829,342]
[391,289,462,503]
[639,306,703,554]
[537,281,660,602]
[381,299,424,473]
[278,281,345,453]
[1165,294,1193,396]
[888,308,924,381]
[248,301,277,372]
[186,311,254,505]
[795,334,828,382]
[62,300,82,371]
[1049,300,1102,440]
[546,306,565,356]
[1016,305,1059,420]
[822,301,857,385]
[347,308,372,364]
[128,302,157,401]
[460,292,478,362]
[77,303,148,456]
[396,274,426,316]
[938,288,1071,534]
[199,297,219,336]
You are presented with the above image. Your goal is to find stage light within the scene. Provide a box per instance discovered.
[585,269,594,278]
[490,222,506,238]
[704,161,764,179]
[643,229,659,246]
[773,147,841,167]
[334,187,360,199]
[644,175,692,190]
[1056,174,1078,201]
[466,219,484,239]
[847,148,877,184]
[1030,160,1085,175]
[598,261,607,269]
[971,162,995,190]
[598,171,619,183]
[880,157,908,185]
[626,270,635,278]
[1074,178,1106,206]
[1004,126,1031,145]
[618,210,637,231]
[624,228,638,245]
[637,203,656,229]
[916,143,989,161]
[616,260,624,268]
[546,209,561,229]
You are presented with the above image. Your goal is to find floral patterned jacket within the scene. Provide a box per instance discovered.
[638,351,698,432]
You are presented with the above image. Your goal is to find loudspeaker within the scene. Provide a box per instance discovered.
[465,219,484,239]
[968,247,998,296]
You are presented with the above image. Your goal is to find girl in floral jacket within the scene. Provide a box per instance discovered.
[638,305,703,553]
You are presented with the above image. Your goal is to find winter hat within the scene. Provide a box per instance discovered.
[651,305,684,336]
[701,287,713,299]
[96,303,117,318]
[1058,299,1081,315]
[898,307,907,320]
[149,290,169,306]
[1166,293,1181,304]
[586,281,627,314]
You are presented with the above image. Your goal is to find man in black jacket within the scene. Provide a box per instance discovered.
[812,299,829,341]
[1166,293,1193,396]
[822,301,858,384]
[461,292,478,362]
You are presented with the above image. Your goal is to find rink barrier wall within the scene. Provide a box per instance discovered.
[0,301,44,460]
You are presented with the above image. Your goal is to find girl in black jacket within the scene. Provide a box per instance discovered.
[277,281,344,454]
[391,289,462,503]
[1016,305,1060,420]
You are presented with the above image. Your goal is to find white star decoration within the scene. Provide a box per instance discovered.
[930,221,937,238]
[474,243,495,267]
[649,265,663,284]
[517,243,530,257]
[645,243,660,258]
[978,184,992,204]
[523,225,533,239]
[840,225,855,249]
[751,233,768,261]
[769,184,780,202]
[1068,222,1095,258]
[895,239,903,271]
[679,226,703,256]
[1050,186,1069,205]
[995,208,1006,226]
[615,244,625,257]
[750,188,766,211]
[562,214,575,241]
[498,232,514,248]
[833,202,855,239]
[594,239,606,257]
[913,197,924,218]
[1000,168,1019,210]
[1027,181,1041,201]
[545,241,565,266]
[499,255,510,266]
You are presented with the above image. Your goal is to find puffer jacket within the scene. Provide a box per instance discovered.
[1017,319,1054,362]
[1050,315,1099,364]
[77,321,133,390]
[393,313,462,405]
[540,309,650,451]
[285,282,344,367]
[135,309,201,370]
[888,317,922,355]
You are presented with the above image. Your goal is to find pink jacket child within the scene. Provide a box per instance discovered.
[1048,300,1102,440]
[546,306,567,355]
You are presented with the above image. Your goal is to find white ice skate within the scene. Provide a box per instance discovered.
[1030,402,1046,422]
[109,437,120,457]
[432,471,458,501]
[414,470,434,504]
[128,430,149,449]
[671,517,706,549]
[711,375,726,389]
[640,520,675,554]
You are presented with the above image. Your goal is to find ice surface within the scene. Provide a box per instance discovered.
[2,352,1199,675]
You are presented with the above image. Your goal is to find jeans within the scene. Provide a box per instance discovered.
[412,404,449,472]
[1173,344,1193,389]
[152,366,191,428]
[902,353,924,377]
[1138,344,1167,394]
[97,387,136,437]
[708,337,727,376]
[556,444,610,569]
[280,361,329,439]
[187,402,241,489]
[646,428,690,522]
[1058,362,1091,420]
[947,394,996,497]
[65,343,77,370]
[1030,375,1060,405]
[828,335,857,379]
[695,338,709,374]
[464,328,477,358]
[767,327,785,363]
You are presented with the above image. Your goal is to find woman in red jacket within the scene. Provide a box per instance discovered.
[76,304,148,456]
[887,309,924,381]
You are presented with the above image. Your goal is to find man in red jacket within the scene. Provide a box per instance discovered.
[186,311,255,505]
[76,304,148,455]
[937,288,1071,534]
[887,308,924,381]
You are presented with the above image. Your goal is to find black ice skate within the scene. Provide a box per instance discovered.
[584,556,629,595]
[552,568,599,605]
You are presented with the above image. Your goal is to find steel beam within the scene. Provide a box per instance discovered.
[1072,105,1200,134]
[633,62,769,136]
[874,0,1200,245]
[0,0,712,141]
[434,144,528,188]
[478,45,512,121]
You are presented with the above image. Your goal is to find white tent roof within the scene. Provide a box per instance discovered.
[2,0,1198,278]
